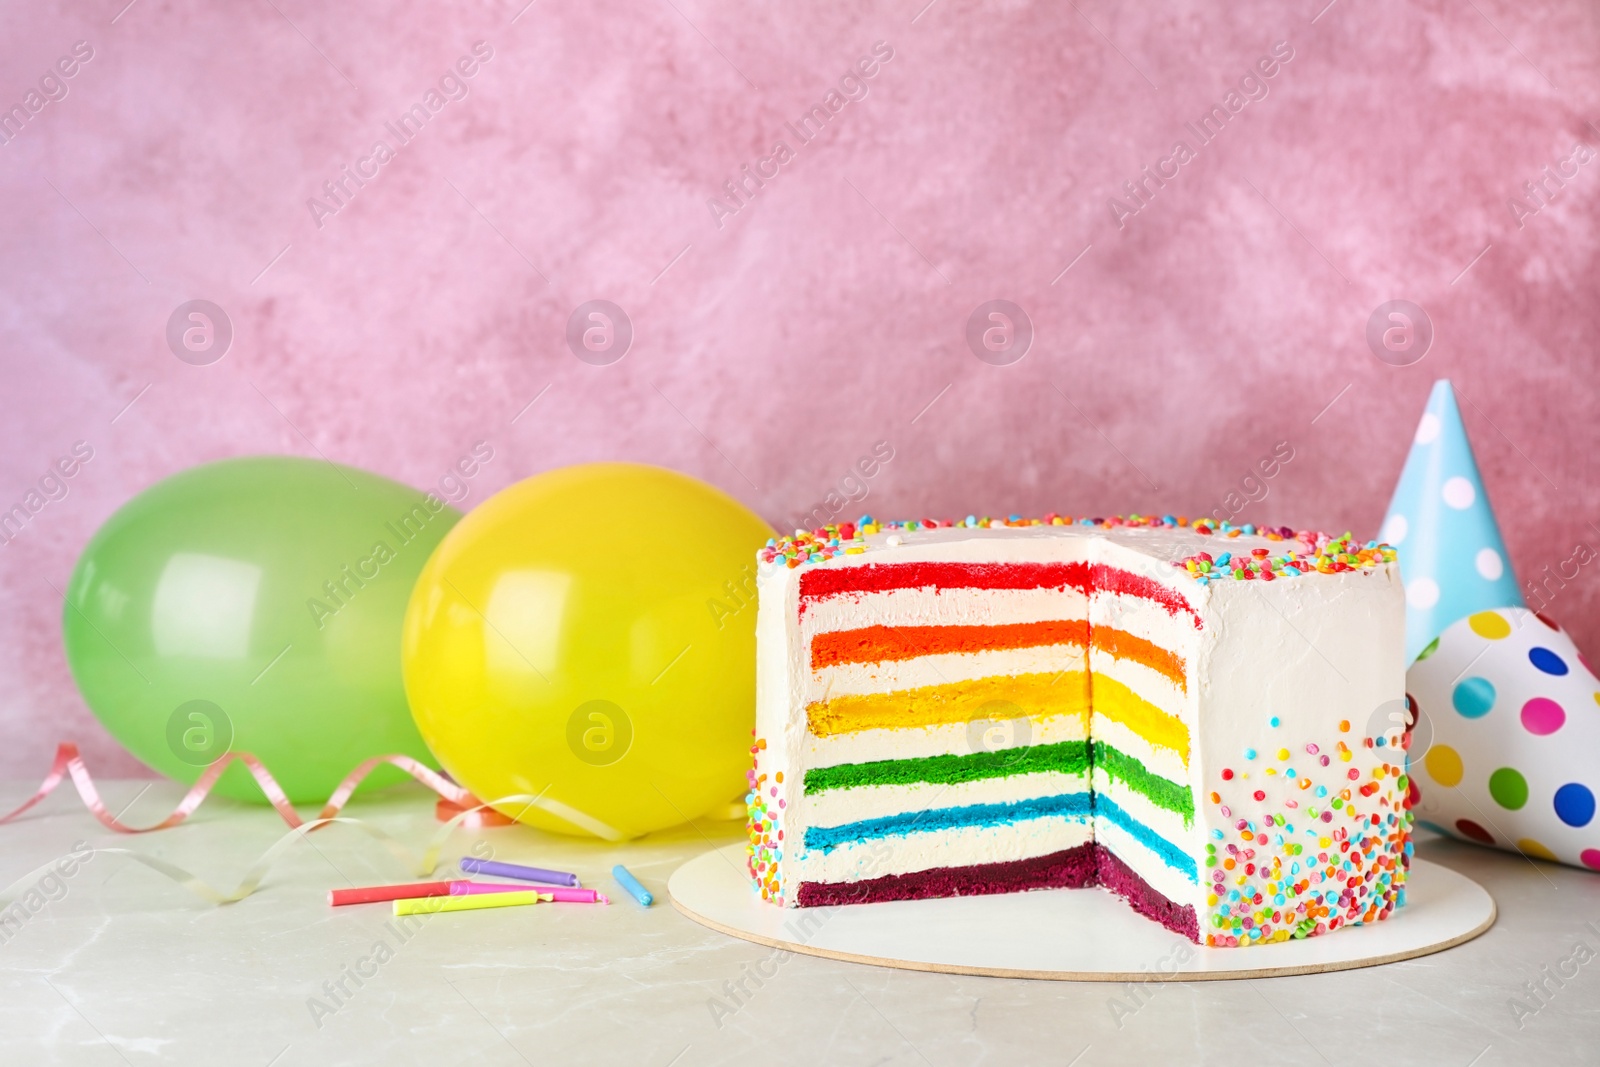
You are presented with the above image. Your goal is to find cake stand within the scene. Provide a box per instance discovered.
[669,844,1495,980]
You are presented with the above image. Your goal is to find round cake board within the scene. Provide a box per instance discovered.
[668,845,1495,981]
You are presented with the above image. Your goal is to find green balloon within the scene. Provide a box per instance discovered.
[63,456,458,803]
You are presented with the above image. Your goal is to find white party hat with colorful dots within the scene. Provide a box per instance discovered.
[1381,379,1524,661]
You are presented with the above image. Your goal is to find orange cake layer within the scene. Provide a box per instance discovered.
[809,619,1090,669]
[1089,626,1187,691]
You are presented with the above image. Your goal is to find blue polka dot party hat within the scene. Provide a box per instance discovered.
[1381,379,1524,662]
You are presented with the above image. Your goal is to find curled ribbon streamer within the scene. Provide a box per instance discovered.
[0,742,472,834]
[436,796,515,828]
[0,742,628,894]
[0,793,557,907]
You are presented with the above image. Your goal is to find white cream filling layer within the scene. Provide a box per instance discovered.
[795,816,1094,885]
[1091,590,1203,655]
[800,770,1088,829]
[1087,651,1189,721]
[800,712,1088,770]
[1090,770,1193,840]
[1089,716,1189,786]
[1094,818,1202,907]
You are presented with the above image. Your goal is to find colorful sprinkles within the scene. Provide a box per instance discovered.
[1204,714,1413,947]
[757,514,1398,586]
[745,732,785,904]
[1177,533,1397,587]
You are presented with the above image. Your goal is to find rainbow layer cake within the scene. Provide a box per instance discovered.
[745,514,1412,948]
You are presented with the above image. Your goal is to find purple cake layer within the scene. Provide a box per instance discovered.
[795,843,1201,944]
[1094,845,1200,941]
[794,843,1097,907]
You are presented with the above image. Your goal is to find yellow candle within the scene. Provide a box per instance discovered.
[393,891,551,915]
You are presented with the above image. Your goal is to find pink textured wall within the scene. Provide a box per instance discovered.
[2,0,1597,780]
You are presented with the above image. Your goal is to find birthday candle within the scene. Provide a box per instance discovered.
[393,890,552,916]
[328,881,454,906]
[458,857,578,886]
[612,865,652,907]
[450,882,607,903]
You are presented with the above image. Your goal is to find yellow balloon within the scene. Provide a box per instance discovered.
[401,463,774,838]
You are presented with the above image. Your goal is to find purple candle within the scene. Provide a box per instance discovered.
[458,856,579,886]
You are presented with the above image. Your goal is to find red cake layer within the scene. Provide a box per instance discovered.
[799,561,1093,603]
[794,844,1200,942]
[798,561,1200,628]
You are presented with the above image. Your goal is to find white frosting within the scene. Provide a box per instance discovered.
[799,771,1087,834]
[799,712,1087,770]
[1092,591,1203,656]
[1086,652,1187,720]
[1089,770,1189,840]
[1094,818,1195,904]
[1089,714,1189,786]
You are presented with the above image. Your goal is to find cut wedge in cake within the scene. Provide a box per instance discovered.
[745,514,1411,948]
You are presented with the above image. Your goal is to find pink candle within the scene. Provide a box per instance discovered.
[451,881,607,904]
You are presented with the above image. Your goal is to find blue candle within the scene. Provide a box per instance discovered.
[612,864,652,907]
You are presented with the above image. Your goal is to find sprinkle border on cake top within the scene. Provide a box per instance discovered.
[758,513,1397,586]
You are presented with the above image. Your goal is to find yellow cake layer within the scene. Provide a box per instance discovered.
[1090,674,1191,766]
[805,671,1091,737]
[805,669,1191,769]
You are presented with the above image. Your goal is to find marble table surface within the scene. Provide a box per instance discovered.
[2,780,1597,1066]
